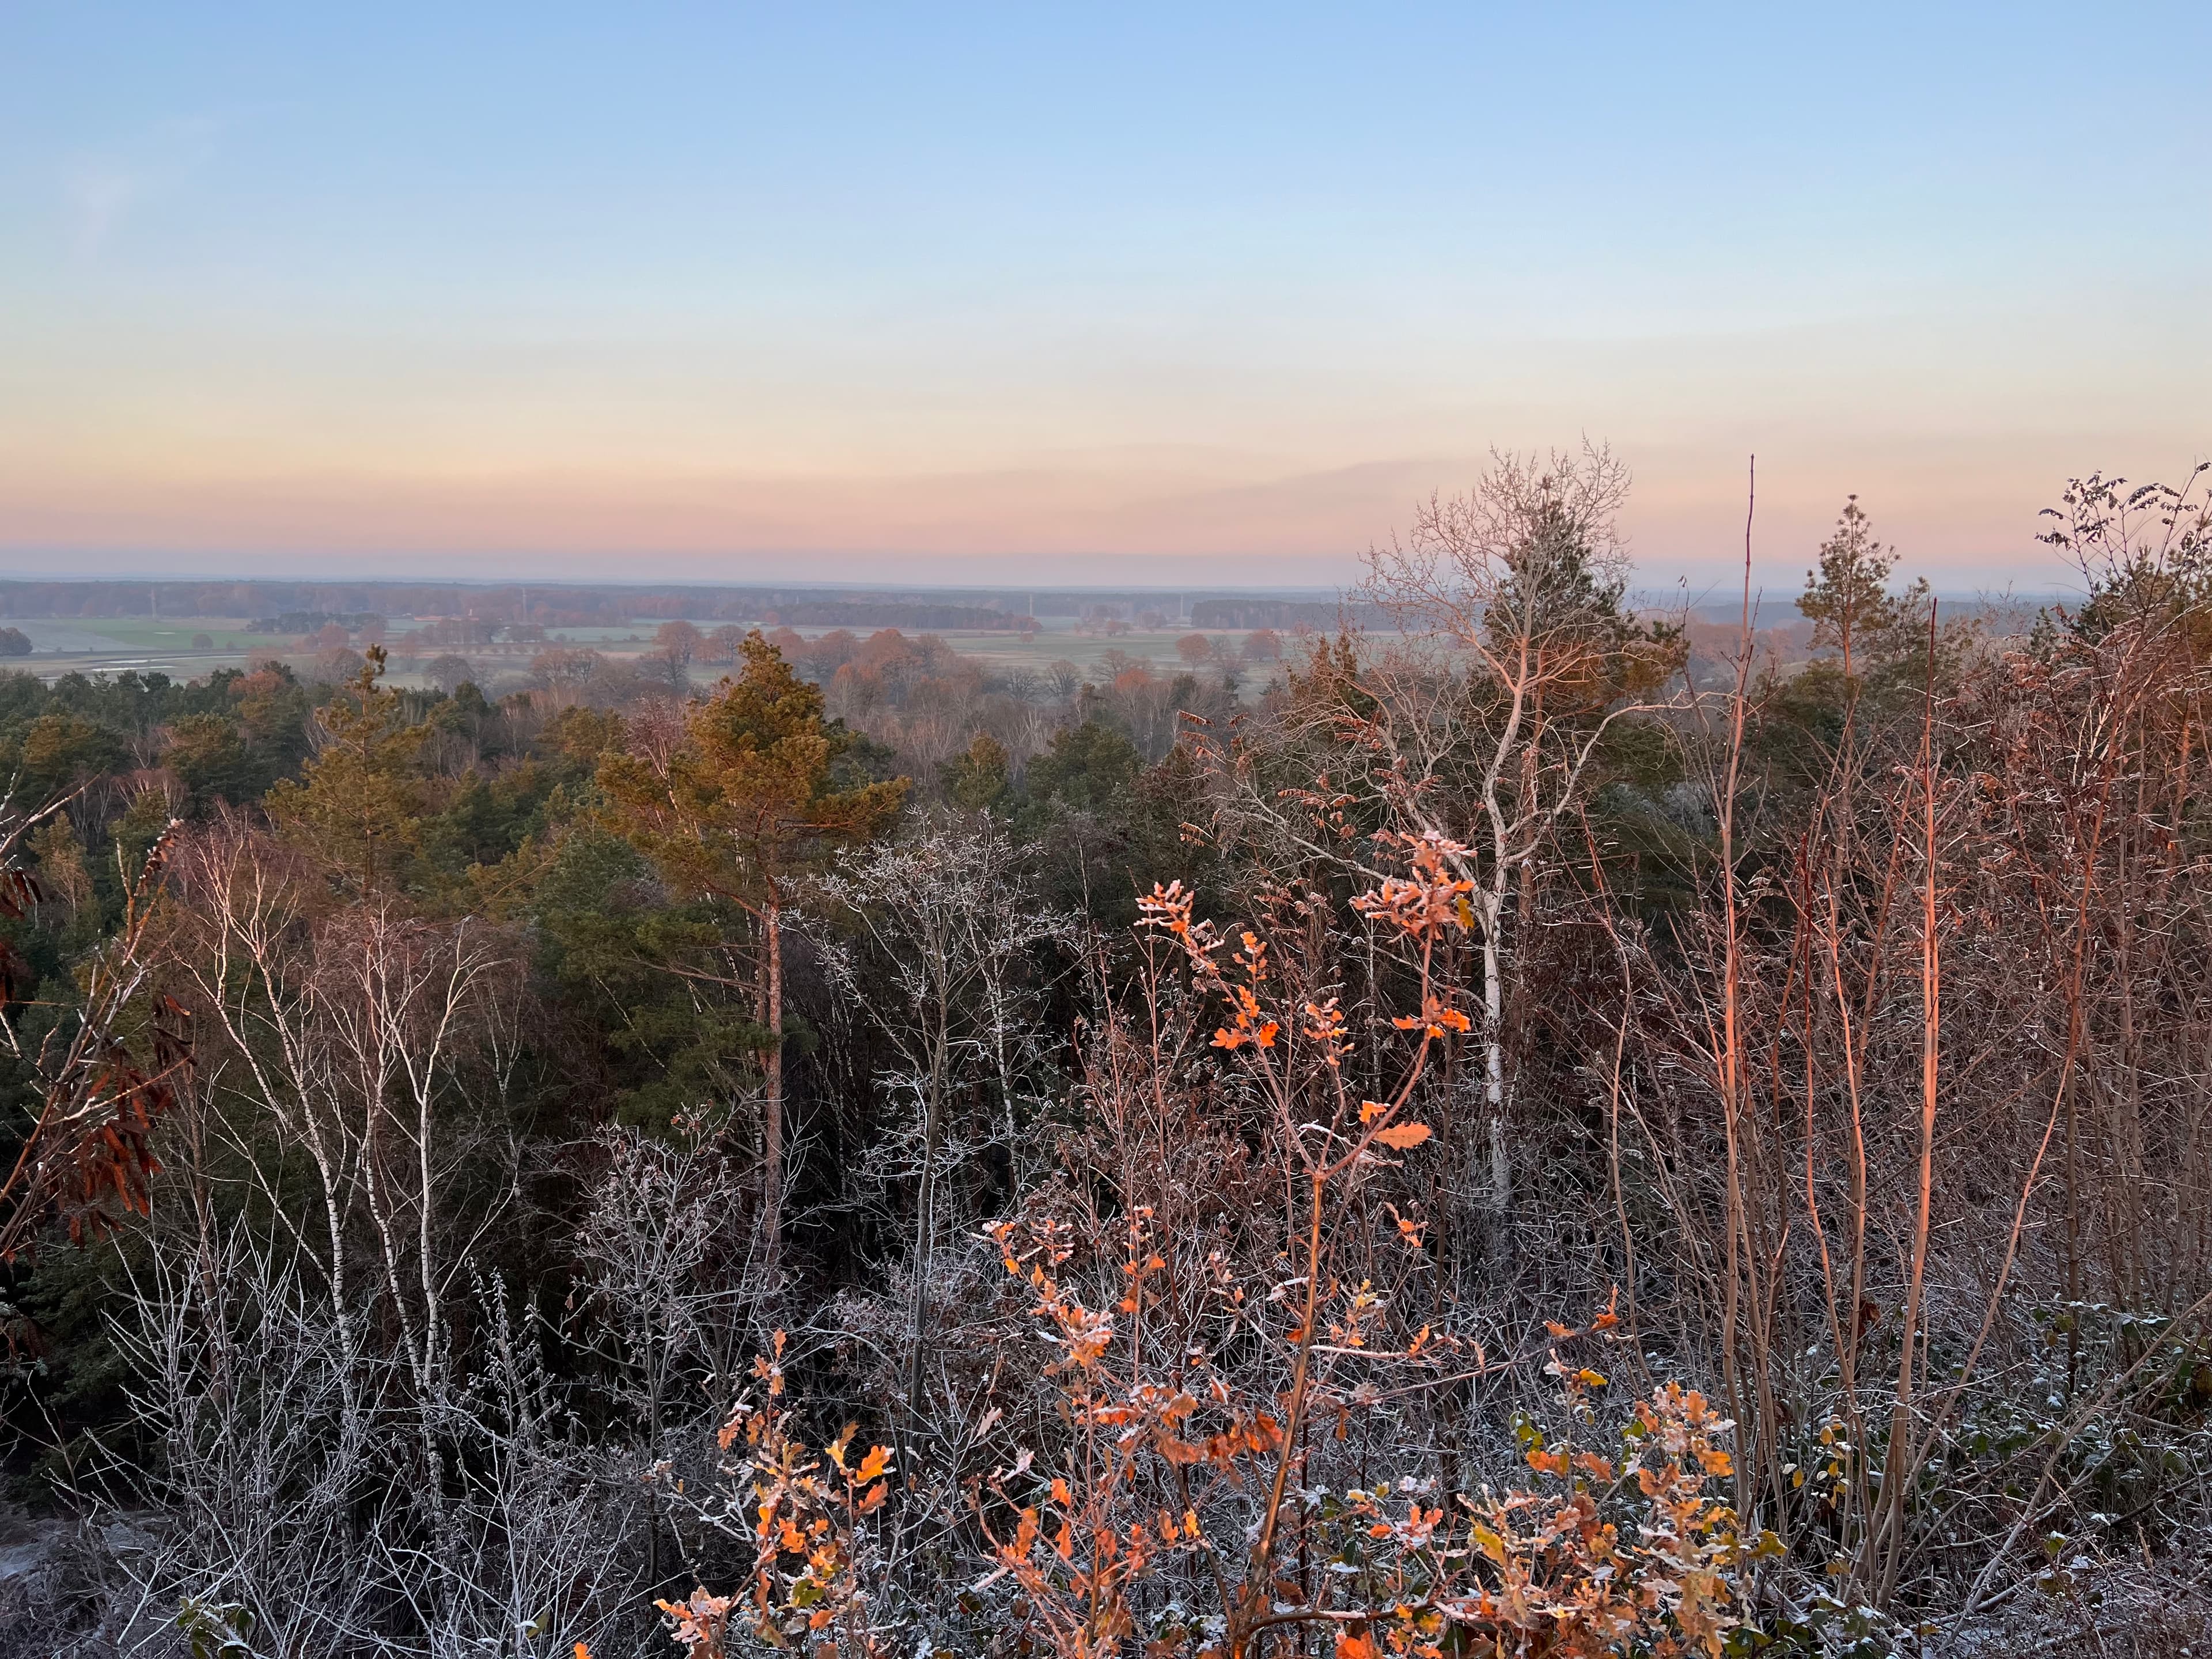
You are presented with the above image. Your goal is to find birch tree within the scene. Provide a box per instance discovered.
[1356,445,1681,1225]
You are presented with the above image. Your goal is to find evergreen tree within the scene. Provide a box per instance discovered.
[600,631,905,1261]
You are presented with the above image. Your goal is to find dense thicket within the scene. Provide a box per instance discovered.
[2,459,2209,1658]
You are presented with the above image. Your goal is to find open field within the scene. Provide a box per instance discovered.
[2,617,264,679]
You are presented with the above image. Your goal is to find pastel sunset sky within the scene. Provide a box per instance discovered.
[3,3,2205,590]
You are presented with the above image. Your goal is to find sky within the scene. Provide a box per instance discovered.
[2,3,2206,594]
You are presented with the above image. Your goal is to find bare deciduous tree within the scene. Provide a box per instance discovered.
[813,819,1077,1435]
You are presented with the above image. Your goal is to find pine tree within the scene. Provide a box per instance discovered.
[1798,496,1927,688]
[601,631,905,1262]
[265,647,426,892]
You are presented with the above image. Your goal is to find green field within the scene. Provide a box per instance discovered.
[2,617,264,679]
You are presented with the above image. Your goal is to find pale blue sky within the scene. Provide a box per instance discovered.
[3,3,2205,586]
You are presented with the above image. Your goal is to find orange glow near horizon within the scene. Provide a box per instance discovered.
[1,421,2187,593]
[5,7,2203,591]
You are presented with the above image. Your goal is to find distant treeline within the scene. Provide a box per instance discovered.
[245,611,390,635]
[1190,596,1370,629]
[754,599,1030,630]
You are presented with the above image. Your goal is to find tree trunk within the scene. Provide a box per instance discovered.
[906,1007,950,1427]
[1480,886,1512,1262]
[763,891,784,1269]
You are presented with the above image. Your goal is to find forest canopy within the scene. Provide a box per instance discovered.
[2,454,2210,1657]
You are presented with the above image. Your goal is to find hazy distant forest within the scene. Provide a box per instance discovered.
[3,451,2211,1658]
